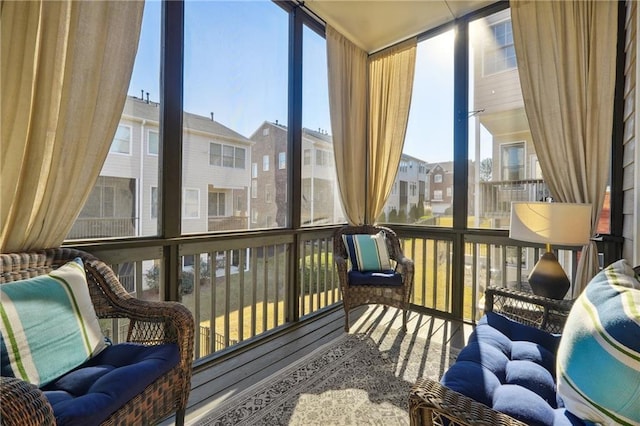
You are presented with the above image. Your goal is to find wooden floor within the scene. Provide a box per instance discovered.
[162,305,475,425]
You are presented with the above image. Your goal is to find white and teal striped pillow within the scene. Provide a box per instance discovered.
[0,258,107,387]
[556,259,640,426]
[342,232,392,271]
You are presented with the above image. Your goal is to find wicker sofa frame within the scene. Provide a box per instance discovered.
[0,248,195,426]
[333,225,414,332]
[409,286,575,426]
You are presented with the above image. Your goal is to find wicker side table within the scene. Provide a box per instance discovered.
[484,286,575,334]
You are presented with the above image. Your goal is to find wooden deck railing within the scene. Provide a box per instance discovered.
[87,226,605,362]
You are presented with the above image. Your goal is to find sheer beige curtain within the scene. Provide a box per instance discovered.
[326,26,417,225]
[1,1,144,252]
[367,39,416,224]
[326,25,368,225]
[511,0,618,293]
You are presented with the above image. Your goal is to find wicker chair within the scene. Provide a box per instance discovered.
[0,248,195,426]
[333,225,414,332]
[409,287,575,426]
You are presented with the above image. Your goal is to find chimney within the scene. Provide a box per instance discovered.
[145,92,150,103]
[275,119,278,125]
[210,112,214,121]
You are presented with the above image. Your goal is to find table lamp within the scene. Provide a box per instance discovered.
[509,202,592,299]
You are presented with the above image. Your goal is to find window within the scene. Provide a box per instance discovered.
[209,143,222,166]
[208,191,225,216]
[235,147,245,169]
[210,143,245,169]
[263,155,270,171]
[483,20,516,75]
[148,130,159,155]
[315,149,332,167]
[252,162,258,178]
[251,180,257,198]
[151,186,158,219]
[110,125,132,154]
[383,29,454,227]
[446,187,452,197]
[266,184,272,203]
[501,143,524,181]
[302,23,339,226]
[433,190,443,201]
[278,152,286,169]
[263,127,269,136]
[251,208,258,224]
[183,188,200,219]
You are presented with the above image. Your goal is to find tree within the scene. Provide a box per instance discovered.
[479,158,493,181]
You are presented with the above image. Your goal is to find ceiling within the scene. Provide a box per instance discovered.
[303,0,496,53]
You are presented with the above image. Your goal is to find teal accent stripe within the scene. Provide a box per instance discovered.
[561,370,635,426]
[581,294,640,363]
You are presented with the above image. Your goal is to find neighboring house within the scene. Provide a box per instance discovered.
[385,153,430,221]
[470,10,544,227]
[70,96,253,239]
[427,162,454,215]
[248,121,289,228]
[249,121,344,227]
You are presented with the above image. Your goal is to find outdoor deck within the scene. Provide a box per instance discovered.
[164,304,475,425]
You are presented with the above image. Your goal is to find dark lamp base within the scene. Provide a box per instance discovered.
[527,252,570,300]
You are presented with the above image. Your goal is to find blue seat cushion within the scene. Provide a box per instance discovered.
[348,269,403,286]
[441,312,585,426]
[42,342,180,426]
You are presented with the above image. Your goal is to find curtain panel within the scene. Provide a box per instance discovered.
[326,26,416,225]
[326,25,368,225]
[511,0,618,293]
[367,39,416,224]
[1,0,144,252]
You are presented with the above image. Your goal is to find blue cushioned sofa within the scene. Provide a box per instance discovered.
[0,249,195,426]
[409,286,577,426]
[410,261,640,426]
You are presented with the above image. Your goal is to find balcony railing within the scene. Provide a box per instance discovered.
[67,217,137,239]
[207,215,249,232]
[89,225,607,364]
[477,178,550,218]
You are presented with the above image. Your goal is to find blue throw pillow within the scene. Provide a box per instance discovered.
[342,232,392,271]
[556,259,640,425]
[0,258,107,387]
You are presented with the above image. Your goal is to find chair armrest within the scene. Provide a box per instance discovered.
[84,260,195,390]
[409,377,527,426]
[0,377,55,426]
[484,286,574,333]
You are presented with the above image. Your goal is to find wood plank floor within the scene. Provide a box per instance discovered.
[161,305,475,425]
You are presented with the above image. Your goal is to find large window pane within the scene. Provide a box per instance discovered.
[302,24,341,226]
[468,9,539,230]
[468,9,610,233]
[184,1,288,233]
[67,1,161,240]
[383,30,454,226]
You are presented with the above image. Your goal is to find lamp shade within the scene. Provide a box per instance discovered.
[509,202,592,246]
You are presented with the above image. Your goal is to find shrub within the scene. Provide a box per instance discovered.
[301,253,334,294]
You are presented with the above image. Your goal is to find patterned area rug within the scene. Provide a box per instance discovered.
[193,332,459,426]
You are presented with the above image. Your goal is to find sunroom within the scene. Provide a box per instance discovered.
[1,0,638,425]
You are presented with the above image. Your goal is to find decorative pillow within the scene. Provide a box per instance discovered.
[342,232,392,271]
[0,258,107,387]
[556,259,640,425]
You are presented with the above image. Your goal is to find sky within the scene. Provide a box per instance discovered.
[129,0,491,164]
